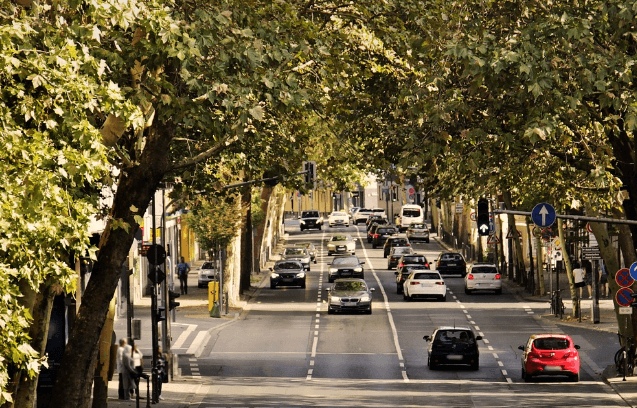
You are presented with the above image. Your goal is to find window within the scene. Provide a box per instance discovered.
[403,209,421,217]
[472,267,497,274]
[413,273,440,280]
[302,211,319,217]
[534,338,570,350]
[334,281,367,291]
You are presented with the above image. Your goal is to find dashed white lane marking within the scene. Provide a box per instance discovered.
[308,248,326,381]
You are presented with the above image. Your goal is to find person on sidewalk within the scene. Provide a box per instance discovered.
[131,341,144,396]
[155,347,168,401]
[583,260,593,299]
[116,338,127,400]
[122,343,138,400]
[600,263,609,298]
[177,256,190,295]
[573,262,585,299]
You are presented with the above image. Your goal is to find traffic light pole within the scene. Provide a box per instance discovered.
[151,194,159,404]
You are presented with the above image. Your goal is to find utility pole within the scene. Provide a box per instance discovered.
[150,195,160,403]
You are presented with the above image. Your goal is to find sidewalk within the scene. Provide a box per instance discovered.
[105,235,289,407]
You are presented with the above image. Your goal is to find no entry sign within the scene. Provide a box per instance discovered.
[616,287,634,307]
[616,268,634,288]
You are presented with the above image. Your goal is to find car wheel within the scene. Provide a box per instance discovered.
[328,252,332,256]
[570,372,580,382]
[397,286,402,294]
[465,287,472,295]
[366,307,372,315]
[318,226,322,230]
[428,357,436,370]
[439,295,446,302]
[300,227,304,231]
[327,307,335,315]
[314,260,317,264]
[471,361,479,371]
[495,288,502,295]
[425,239,430,243]
[403,291,411,301]
[328,277,334,283]
[270,282,276,289]
[522,369,532,382]
[372,243,376,249]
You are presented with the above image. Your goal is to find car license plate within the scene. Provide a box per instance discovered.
[447,355,463,361]
[282,278,293,282]
[543,365,562,372]
[338,246,345,249]
[448,263,456,266]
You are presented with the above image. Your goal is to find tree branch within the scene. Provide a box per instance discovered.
[169,140,232,171]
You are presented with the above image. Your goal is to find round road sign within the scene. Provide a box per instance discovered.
[616,287,634,307]
[616,268,634,288]
[630,262,637,281]
[531,202,556,228]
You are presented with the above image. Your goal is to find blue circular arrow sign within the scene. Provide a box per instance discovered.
[616,287,634,307]
[630,262,637,281]
[531,203,556,228]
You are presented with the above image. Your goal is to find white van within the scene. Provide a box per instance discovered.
[398,204,424,231]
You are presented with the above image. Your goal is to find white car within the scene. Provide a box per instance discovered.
[328,211,350,227]
[352,208,373,225]
[348,207,361,220]
[464,263,502,295]
[403,270,446,301]
[197,261,218,288]
[327,234,357,255]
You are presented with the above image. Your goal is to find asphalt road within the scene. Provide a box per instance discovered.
[181,222,627,407]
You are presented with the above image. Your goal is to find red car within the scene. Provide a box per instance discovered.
[518,334,581,382]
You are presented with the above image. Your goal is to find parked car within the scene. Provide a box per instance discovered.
[372,226,398,249]
[397,254,430,270]
[387,246,414,269]
[328,211,350,227]
[328,255,365,282]
[519,334,581,382]
[326,234,357,256]
[395,264,430,294]
[383,236,411,258]
[424,326,482,370]
[326,278,374,314]
[352,208,373,225]
[464,263,502,294]
[403,269,446,301]
[406,223,430,243]
[270,260,306,289]
[294,242,317,264]
[299,210,323,231]
[197,261,218,288]
[280,247,311,271]
[435,252,467,277]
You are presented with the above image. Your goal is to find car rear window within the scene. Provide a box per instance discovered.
[403,208,421,217]
[534,338,570,350]
[403,256,427,263]
[394,248,412,254]
[378,228,395,234]
[372,209,385,213]
[441,253,463,261]
[435,330,474,343]
[409,224,427,230]
[472,266,497,274]
[413,272,440,280]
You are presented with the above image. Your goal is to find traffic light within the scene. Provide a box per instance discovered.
[391,186,397,201]
[630,293,637,308]
[156,306,166,322]
[303,161,316,186]
[477,198,490,236]
[169,290,181,311]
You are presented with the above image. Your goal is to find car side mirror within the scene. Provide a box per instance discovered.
[269,267,273,272]
[361,262,365,265]
[370,288,375,292]
[325,287,331,291]
[327,263,331,266]
[518,346,525,351]
[475,336,483,341]
[394,272,399,275]
[423,335,431,341]
[574,345,581,350]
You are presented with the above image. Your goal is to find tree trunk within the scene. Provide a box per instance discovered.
[557,218,577,317]
[91,296,116,408]
[240,188,252,294]
[51,125,173,407]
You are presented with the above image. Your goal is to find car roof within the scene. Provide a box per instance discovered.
[435,325,472,331]
[529,334,572,339]
[472,263,496,267]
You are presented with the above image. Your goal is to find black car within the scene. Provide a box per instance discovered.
[367,223,380,243]
[435,252,467,276]
[396,254,430,270]
[299,210,323,231]
[270,260,306,289]
[395,265,430,294]
[383,237,411,258]
[424,326,482,370]
[365,215,384,229]
[372,227,397,249]
[367,217,388,233]
[326,278,374,314]
[387,246,414,269]
[328,256,365,283]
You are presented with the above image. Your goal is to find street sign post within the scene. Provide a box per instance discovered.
[616,287,634,307]
[581,246,601,260]
[531,203,556,228]
[616,268,634,288]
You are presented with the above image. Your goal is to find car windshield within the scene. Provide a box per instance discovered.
[410,224,426,230]
[393,248,412,254]
[403,256,427,263]
[533,338,570,350]
[275,262,302,270]
[413,272,440,280]
[331,212,346,216]
[302,211,319,217]
[284,248,306,256]
[332,257,359,266]
[435,330,474,343]
[295,243,312,249]
[201,262,215,269]
[403,209,421,217]
[333,281,367,291]
[331,235,349,242]
[472,266,497,274]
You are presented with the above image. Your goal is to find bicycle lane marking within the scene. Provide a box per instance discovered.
[355,227,409,383]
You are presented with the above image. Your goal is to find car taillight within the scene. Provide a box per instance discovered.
[495,274,501,280]
[435,282,445,285]
[410,281,419,285]
[425,263,429,268]
[406,243,410,246]
[467,274,474,280]
[374,234,379,238]
[399,262,404,268]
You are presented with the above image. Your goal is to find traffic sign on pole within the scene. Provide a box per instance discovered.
[616,287,634,307]
[531,202,556,228]
[630,262,637,281]
[616,268,634,288]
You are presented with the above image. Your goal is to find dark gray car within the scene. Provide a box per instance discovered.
[326,278,374,314]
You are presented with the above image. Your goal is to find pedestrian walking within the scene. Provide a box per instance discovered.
[122,343,138,400]
[583,260,593,299]
[177,256,190,295]
[131,342,144,395]
[600,262,609,298]
[116,338,127,400]
[155,347,168,401]
[573,262,585,299]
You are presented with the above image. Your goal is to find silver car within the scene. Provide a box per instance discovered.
[464,263,502,295]
[326,234,356,256]
[406,223,430,243]
[197,261,218,288]
[326,278,374,314]
[281,247,312,271]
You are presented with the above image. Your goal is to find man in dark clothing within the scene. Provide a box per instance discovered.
[177,257,190,295]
